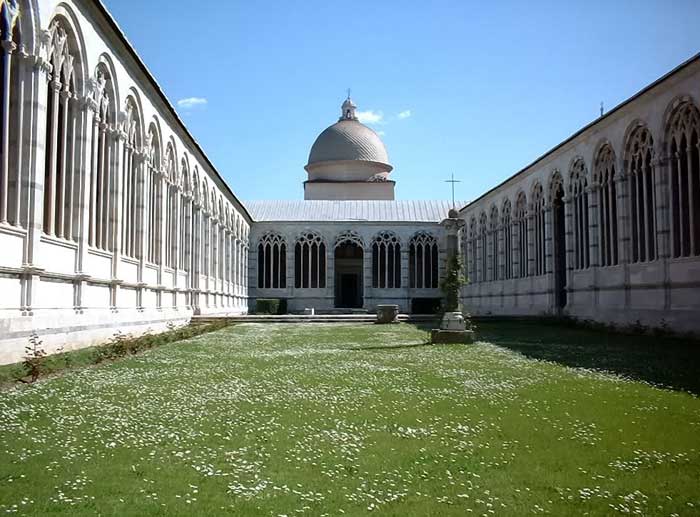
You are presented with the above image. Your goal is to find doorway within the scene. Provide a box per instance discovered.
[334,242,363,308]
[552,182,567,311]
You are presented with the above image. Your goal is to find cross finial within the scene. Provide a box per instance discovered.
[445,172,461,208]
[347,88,351,99]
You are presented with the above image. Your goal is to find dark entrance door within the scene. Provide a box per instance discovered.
[552,182,567,311]
[340,274,360,308]
[334,242,363,309]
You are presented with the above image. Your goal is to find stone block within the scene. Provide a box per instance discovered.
[376,304,399,324]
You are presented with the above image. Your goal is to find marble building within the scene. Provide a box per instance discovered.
[0,0,698,364]
[459,55,700,333]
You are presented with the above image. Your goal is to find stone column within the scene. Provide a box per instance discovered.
[75,92,97,312]
[543,203,554,309]
[588,183,600,268]
[0,38,16,222]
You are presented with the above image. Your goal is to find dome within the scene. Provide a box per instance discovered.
[306,119,392,168]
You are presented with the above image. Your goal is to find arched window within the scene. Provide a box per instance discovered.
[257,232,286,289]
[515,192,528,277]
[146,124,162,264]
[294,231,326,288]
[409,231,438,288]
[488,205,499,281]
[532,183,546,276]
[594,144,619,266]
[371,231,400,288]
[88,65,116,251]
[179,160,191,272]
[1,2,25,227]
[163,144,178,269]
[469,217,477,283]
[43,19,82,241]
[501,199,513,279]
[478,212,487,281]
[666,101,700,258]
[570,158,590,270]
[625,125,656,262]
[122,97,142,259]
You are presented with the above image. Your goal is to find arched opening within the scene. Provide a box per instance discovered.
[295,232,326,288]
[257,232,286,289]
[334,238,363,308]
[551,176,567,310]
[371,231,400,288]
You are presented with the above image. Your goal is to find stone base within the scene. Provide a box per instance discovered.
[431,329,474,344]
[376,304,399,324]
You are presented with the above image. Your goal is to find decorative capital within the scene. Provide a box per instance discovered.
[1,39,17,53]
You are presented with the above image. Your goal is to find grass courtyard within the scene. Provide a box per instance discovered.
[1,322,699,516]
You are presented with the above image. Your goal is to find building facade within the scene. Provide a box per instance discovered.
[0,0,250,364]
[247,201,459,314]
[0,0,698,364]
[459,56,700,333]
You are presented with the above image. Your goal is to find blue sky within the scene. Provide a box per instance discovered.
[102,0,698,203]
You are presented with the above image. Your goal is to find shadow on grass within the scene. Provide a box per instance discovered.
[349,341,434,352]
[472,320,700,395]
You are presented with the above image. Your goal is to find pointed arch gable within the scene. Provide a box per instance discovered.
[48,4,87,95]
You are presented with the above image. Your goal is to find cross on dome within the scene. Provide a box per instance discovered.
[340,93,358,121]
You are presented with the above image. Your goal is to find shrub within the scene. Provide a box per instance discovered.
[22,332,47,383]
[440,254,465,313]
[255,298,280,314]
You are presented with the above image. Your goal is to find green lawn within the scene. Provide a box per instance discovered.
[1,322,699,516]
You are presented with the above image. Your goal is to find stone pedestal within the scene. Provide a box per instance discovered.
[431,312,474,344]
[376,304,399,324]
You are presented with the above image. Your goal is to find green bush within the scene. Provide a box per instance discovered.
[255,298,280,314]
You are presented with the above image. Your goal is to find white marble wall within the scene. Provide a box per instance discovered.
[0,0,250,364]
[459,57,700,334]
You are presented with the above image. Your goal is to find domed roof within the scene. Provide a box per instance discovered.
[307,119,391,167]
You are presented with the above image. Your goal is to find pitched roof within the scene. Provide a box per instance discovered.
[245,200,465,222]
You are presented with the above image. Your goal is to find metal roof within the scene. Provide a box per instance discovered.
[245,200,466,222]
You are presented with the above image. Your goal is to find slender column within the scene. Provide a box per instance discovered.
[687,143,695,255]
[44,79,61,235]
[0,39,16,222]
[10,48,27,226]
[88,113,99,245]
[56,88,70,237]
[76,95,96,276]
[588,184,599,268]
[159,176,168,281]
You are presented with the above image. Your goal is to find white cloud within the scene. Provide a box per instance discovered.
[356,110,383,124]
[397,109,411,119]
[376,130,386,136]
[177,97,208,109]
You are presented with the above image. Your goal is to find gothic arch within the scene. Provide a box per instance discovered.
[624,122,656,262]
[664,97,700,257]
[569,157,590,269]
[295,230,327,289]
[514,190,528,278]
[594,142,619,266]
[48,6,87,96]
[547,169,564,203]
[409,231,438,288]
[501,198,513,279]
[531,182,546,275]
[334,230,363,249]
[371,230,401,288]
[94,54,119,122]
[257,232,286,289]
